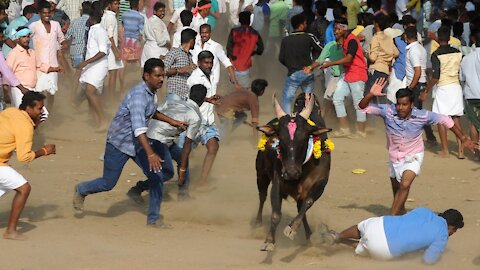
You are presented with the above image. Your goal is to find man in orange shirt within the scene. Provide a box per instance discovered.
[0,92,56,240]
[7,26,38,108]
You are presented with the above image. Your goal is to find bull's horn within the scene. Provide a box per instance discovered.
[299,93,314,120]
[273,92,286,119]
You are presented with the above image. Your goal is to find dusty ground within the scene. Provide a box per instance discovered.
[1,28,480,270]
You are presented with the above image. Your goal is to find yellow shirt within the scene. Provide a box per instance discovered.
[430,36,461,55]
[352,25,364,36]
[0,108,36,166]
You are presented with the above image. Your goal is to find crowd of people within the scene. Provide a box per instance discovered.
[0,0,479,265]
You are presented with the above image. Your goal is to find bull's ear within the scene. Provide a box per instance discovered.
[311,127,332,135]
[257,125,276,136]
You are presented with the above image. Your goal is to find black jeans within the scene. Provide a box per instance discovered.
[412,83,437,142]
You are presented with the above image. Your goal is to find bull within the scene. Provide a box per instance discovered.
[255,94,332,251]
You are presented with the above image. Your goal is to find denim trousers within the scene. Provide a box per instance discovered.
[135,140,190,224]
[77,142,144,196]
[281,70,315,113]
[332,77,366,122]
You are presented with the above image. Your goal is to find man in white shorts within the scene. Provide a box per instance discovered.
[315,208,464,264]
[0,91,56,240]
[77,11,109,132]
[358,79,477,215]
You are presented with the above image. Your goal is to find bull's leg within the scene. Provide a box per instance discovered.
[298,201,312,240]
[255,173,270,226]
[284,180,327,241]
[261,175,282,251]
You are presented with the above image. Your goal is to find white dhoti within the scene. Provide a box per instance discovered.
[35,71,58,95]
[432,83,464,116]
[10,86,35,108]
[80,60,109,94]
[356,217,394,260]
[141,41,169,67]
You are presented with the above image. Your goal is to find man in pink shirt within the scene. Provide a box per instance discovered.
[358,78,478,215]
[7,27,38,108]
[28,1,66,110]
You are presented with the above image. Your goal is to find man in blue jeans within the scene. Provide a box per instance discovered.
[134,84,206,228]
[72,58,187,227]
[279,13,322,113]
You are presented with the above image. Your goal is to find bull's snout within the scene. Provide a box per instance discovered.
[281,167,301,181]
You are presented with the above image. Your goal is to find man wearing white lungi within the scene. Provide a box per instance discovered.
[141,2,170,67]
[77,12,109,132]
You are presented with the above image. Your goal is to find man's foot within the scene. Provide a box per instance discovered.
[73,185,85,213]
[330,128,351,138]
[146,222,173,229]
[425,140,438,149]
[3,231,27,241]
[348,131,367,139]
[96,122,107,133]
[311,224,339,246]
[438,151,450,158]
[178,193,194,201]
[126,188,145,205]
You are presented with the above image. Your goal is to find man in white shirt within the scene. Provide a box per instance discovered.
[172,10,193,48]
[405,26,437,146]
[101,0,124,98]
[181,50,222,190]
[76,12,109,132]
[167,0,196,33]
[191,0,210,32]
[460,31,480,160]
[141,2,170,67]
[191,23,240,90]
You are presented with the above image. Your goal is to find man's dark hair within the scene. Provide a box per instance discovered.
[181,28,197,44]
[367,0,381,11]
[198,50,214,61]
[363,12,374,26]
[200,23,211,31]
[81,1,91,15]
[180,10,193,26]
[19,91,46,110]
[143,58,165,75]
[332,5,347,20]
[335,17,348,26]
[404,26,417,40]
[453,22,463,36]
[90,11,102,24]
[439,209,464,229]
[374,13,389,30]
[198,0,210,7]
[291,13,307,30]
[388,12,398,26]
[91,1,104,17]
[38,0,51,11]
[251,79,268,96]
[314,0,326,17]
[154,1,166,10]
[239,11,251,25]
[437,26,450,42]
[446,8,458,21]
[23,5,35,16]
[441,18,453,29]
[475,30,480,47]
[16,26,29,32]
[395,88,414,102]
[189,84,208,105]
[402,14,416,26]
[130,0,140,9]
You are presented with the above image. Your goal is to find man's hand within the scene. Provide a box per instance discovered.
[205,95,221,105]
[320,61,331,69]
[233,82,242,90]
[177,64,196,74]
[77,61,87,70]
[369,77,387,96]
[303,66,313,74]
[178,167,187,186]
[113,48,121,61]
[462,138,479,153]
[171,120,189,131]
[44,144,56,155]
[147,152,163,173]
[419,91,427,102]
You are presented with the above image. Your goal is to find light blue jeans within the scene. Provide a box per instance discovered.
[332,76,366,122]
[281,70,315,113]
[235,70,251,88]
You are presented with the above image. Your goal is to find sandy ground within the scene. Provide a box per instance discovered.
[1,29,480,270]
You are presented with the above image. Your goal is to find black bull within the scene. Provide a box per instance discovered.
[255,96,331,251]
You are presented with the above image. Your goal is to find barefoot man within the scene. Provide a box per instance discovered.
[358,78,478,215]
[0,91,56,240]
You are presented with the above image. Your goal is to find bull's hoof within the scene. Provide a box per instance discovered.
[283,225,297,240]
[260,242,275,251]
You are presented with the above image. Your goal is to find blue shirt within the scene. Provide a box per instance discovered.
[392,36,407,81]
[383,208,449,264]
[107,82,157,156]
[324,21,335,45]
[65,15,89,58]
[121,10,145,40]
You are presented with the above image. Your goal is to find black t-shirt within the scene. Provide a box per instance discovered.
[346,39,358,57]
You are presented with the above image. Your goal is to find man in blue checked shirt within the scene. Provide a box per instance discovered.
[72,58,187,226]
[314,208,464,264]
